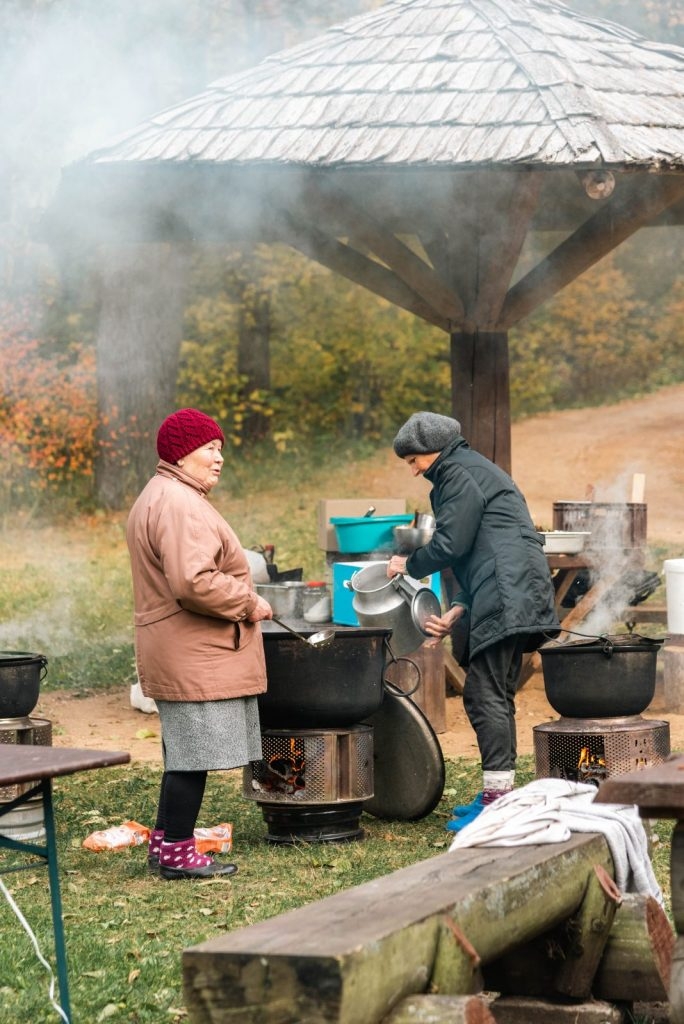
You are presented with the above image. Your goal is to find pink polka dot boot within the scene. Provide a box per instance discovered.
[158,838,238,880]
[147,828,164,873]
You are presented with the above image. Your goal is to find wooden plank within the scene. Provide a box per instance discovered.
[492,995,625,1023]
[444,648,466,696]
[383,993,495,1023]
[183,835,613,1024]
[595,755,684,814]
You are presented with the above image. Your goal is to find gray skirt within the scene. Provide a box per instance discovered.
[157,696,263,772]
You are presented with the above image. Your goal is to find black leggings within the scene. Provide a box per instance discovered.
[154,770,207,842]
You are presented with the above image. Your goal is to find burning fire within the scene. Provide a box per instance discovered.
[577,746,607,783]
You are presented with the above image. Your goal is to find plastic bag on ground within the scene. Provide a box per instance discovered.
[83,821,151,851]
[194,823,233,854]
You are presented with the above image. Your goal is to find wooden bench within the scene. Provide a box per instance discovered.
[182,831,672,1023]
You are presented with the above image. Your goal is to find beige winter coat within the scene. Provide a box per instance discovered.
[126,462,267,702]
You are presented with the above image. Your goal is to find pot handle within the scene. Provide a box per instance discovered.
[381,636,421,698]
[38,655,49,680]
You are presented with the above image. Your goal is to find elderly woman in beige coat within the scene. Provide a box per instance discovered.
[126,408,272,880]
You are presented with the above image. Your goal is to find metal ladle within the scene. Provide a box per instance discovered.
[271,617,336,650]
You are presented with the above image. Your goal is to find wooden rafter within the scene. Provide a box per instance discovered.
[273,211,450,331]
[302,176,465,326]
[500,173,684,329]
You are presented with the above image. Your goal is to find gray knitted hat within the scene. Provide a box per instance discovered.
[393,412,461,457]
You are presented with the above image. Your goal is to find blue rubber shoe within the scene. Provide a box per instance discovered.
[450,792,484,817]
[446,798,486,832]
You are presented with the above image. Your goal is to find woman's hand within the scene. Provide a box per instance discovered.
[248,595,273,622]
[422,604,465,639]
[387,556,408,577]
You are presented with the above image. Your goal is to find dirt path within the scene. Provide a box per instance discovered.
[35,384,684,763]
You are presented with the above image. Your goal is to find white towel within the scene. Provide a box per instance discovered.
[448,778,662,904]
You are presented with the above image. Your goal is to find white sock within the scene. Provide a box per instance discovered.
[483,770,514,793]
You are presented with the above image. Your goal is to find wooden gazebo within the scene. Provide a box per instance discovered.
[50,0,684,486]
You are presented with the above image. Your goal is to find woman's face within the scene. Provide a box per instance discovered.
[403,452,439,477]
[178,439,224,490]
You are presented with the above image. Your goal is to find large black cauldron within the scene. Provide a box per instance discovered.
[540,633,663,719]
[258,623,392,728]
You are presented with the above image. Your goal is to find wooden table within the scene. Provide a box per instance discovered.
[0,746,130,1023]
[596,756,684,1022]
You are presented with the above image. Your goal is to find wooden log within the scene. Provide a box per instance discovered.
[554,864,621,998]
[382,993,496,1023]
[183,835,614,1024]
[593,894,675,1003]
[486,891,673,1006]
[492,995,626,1023]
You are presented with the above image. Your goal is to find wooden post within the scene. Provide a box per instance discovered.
[450,331,511,473]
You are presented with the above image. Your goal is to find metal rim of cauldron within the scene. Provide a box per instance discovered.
[259,626,394,728]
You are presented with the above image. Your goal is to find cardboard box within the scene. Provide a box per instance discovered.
[317,498,407,551]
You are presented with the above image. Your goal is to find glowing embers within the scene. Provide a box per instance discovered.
[262,737,306,796]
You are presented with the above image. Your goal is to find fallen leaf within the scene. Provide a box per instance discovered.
[135,728,157,740]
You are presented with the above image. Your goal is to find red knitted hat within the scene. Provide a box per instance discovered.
[156,408,225,464]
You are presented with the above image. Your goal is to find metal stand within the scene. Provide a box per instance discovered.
[0,779,71,1021]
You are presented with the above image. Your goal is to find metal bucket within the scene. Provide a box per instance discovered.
[345,562,440,657]
[0,795,45,842]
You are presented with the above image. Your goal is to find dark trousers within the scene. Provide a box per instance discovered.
[462,635,528,772]
[155,770,207,841]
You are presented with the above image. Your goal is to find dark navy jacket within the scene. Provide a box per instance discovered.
[406,435,559,659]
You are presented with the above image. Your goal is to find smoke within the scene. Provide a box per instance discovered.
[565,467,653,638]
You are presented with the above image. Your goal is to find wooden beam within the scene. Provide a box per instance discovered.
[593,893,674,1003]
[274,213,450,331]
[302,177,465,325]
[418,171,542,331]
[182,835,614,1024]
[469,171,544,328]
[500,173,684,329]
[383,994,496,1023]
[451,330,511,471]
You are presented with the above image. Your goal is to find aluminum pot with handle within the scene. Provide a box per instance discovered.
[344,561,441,657]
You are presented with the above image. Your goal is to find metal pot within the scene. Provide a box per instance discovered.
[539,633,663,718]
[258,624,392,728]
[0,652,48,718]
[345,562,440,657]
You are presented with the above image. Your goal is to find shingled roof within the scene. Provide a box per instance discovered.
[84,0,684,171]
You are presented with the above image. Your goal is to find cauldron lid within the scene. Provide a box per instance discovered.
[541,632,663,652]
[362,688,444,821]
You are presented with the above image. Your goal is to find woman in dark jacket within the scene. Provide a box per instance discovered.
[388,411,559,831]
